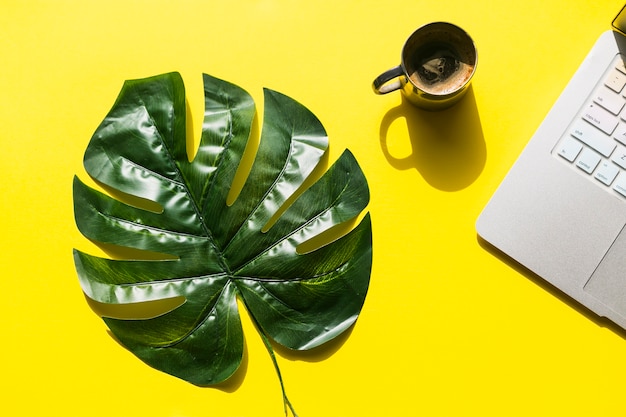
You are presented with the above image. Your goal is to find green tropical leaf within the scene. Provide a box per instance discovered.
[72,72,372,414]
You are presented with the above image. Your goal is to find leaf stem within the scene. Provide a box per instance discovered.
[257,328,299,417]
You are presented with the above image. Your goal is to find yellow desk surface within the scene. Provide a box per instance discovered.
[3,1,626,416]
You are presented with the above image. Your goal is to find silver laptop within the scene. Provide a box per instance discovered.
[476,5,626,331]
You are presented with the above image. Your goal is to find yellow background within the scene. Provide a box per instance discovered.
[2,0,626,416]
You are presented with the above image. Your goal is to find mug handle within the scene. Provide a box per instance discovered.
[372,66,404,95]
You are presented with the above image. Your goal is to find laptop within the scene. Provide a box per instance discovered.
[476,4,626,331]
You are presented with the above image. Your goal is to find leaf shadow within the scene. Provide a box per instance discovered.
[379,86,486,191]
[89,178,164,214]
[271,322,355,363]
[85,292,185,320]
[477,235,626,340]
[211,340,249,393]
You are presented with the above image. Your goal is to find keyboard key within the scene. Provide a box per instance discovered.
[614,123,626,145]
[557,137,583,162]
[593,86,625,115]
[616,60,626,75]
[576,148,601,174]
[611,145,626,169]
[570,119,616,157]
[595,161,619,185]
[620,104,626,121]
[582,103,619,135]
[613,173,626,197]
[605,68,626,93]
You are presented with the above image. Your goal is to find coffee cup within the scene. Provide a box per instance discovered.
[372,22,477,111]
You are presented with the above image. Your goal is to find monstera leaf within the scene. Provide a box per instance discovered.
[73,72,372,415]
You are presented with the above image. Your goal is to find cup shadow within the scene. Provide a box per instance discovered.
[477,235,626,340]
[379,86,486,191]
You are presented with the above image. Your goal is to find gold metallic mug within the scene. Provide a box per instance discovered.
[373,22,477,111]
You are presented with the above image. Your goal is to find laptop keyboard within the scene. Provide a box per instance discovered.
[554,54,626,198]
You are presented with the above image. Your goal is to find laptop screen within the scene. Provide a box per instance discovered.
[612,4,626,35]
